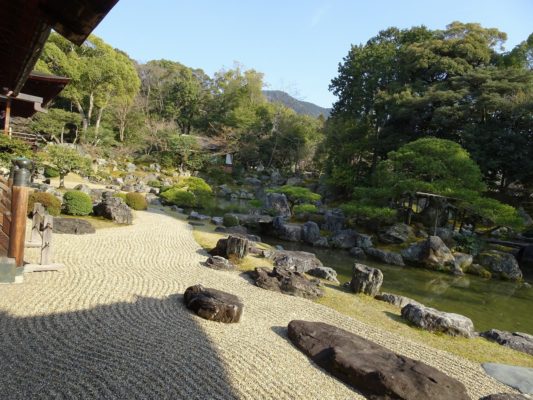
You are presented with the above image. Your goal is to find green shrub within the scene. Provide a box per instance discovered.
[249,199,262,208]
[125,192,148,210]
[223,214,240,227]
[147,180,162,188]
[27,192,61,216]
[160,188,196,208]
[293,204,318,214]
[62,191,93,216]
[44,165,60,178]
[161,177,213,208]
[0,136,31,168]
[340,202,397,224]
[267,185,321,205]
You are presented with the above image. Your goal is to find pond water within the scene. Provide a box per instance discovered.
[264,237,533,335]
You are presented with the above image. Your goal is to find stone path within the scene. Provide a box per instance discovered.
[0,209,517,399]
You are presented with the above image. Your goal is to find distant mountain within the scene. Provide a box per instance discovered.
[262,90,331,118]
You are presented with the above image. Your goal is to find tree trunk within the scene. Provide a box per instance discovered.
[59,174,65,189]
[94,107,105,142]
[87,93,94,126]
[75,100,88,134]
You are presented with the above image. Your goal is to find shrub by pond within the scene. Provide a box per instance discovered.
[62,190,93,216]
[27,191,61,216]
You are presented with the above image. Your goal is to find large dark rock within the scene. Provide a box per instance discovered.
[349,263,383,296]
[302,221,321,244]
[287,320,470,400]
[365,247,405,266]
[224,213,273,228]
[272,217,303,242]
[93,193,133,225]
[401,236,455,270]
[480,329,533,356]
[252,267,323,299]
[322,210,345,233]
[184,284,243,323]
[379,223,414,244]
[53,217,95,235]
[210,235,249,259]
[401,303,475,338]
[330,229,358,249]
[265,192,291,217]
[270,250,323,273]
[205,256,236,271]
[477,251,523,281]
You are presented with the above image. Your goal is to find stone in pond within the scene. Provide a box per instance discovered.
[183,284,243,323]
[287,320,470,400]
[401,303,475,338]
[482,363,533,395]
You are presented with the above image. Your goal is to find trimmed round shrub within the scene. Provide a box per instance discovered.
[125,192,148,210]
[223,214,239,227]
[27,191,61,216]
[160,188,196,208]
[62,190,93,216]
[44,165,60,178]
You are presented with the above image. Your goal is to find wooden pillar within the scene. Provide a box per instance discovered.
[8,186,29,267]
[3,98,11,135]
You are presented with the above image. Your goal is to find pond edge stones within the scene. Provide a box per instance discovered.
[349,263,383,296]
[183,284,243,323]
[401,303,475,338]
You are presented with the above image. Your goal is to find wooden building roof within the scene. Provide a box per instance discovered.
[0,0,118,96]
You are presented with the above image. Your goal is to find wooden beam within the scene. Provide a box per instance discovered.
[0,231,8,252]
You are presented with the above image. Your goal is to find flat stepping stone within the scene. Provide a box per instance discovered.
[184,284,243,323]
[53,217,96,234]
[482,363,533,394]
[288,320,469,400]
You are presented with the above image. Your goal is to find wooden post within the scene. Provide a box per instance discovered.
[3,98,11,135]
[30,203,45,244]
[8,186,29,266]
[41,215,53,265]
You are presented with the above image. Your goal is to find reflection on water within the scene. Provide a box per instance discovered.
[264,237,533,334]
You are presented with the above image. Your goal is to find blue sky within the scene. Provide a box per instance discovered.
[93,0,533,108]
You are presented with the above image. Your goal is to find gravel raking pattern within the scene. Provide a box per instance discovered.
[0,209,515,399]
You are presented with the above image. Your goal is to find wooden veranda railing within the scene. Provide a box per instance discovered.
[9,130,47,147]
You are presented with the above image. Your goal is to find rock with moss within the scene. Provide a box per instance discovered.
[349,264,383,296]
[302,221,321,244]
[480,329,533,356]
[265,192,291,217]
[401,236,455,271]
[270,250,323,273]
[379,223,414,244]
[251,267,324,299]
[375,292,421,308]
[463,263,492,278]
[401,303,475,338]
[93,192,133,225]
[307,266,339,283]
[477,251,522,281]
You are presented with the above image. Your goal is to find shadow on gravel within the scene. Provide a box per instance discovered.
[0,295,239,400]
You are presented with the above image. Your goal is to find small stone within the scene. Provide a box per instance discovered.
[375,292,421,308]
[307,266,339,283]
[205,256,236,271]
[53,218,95,235]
